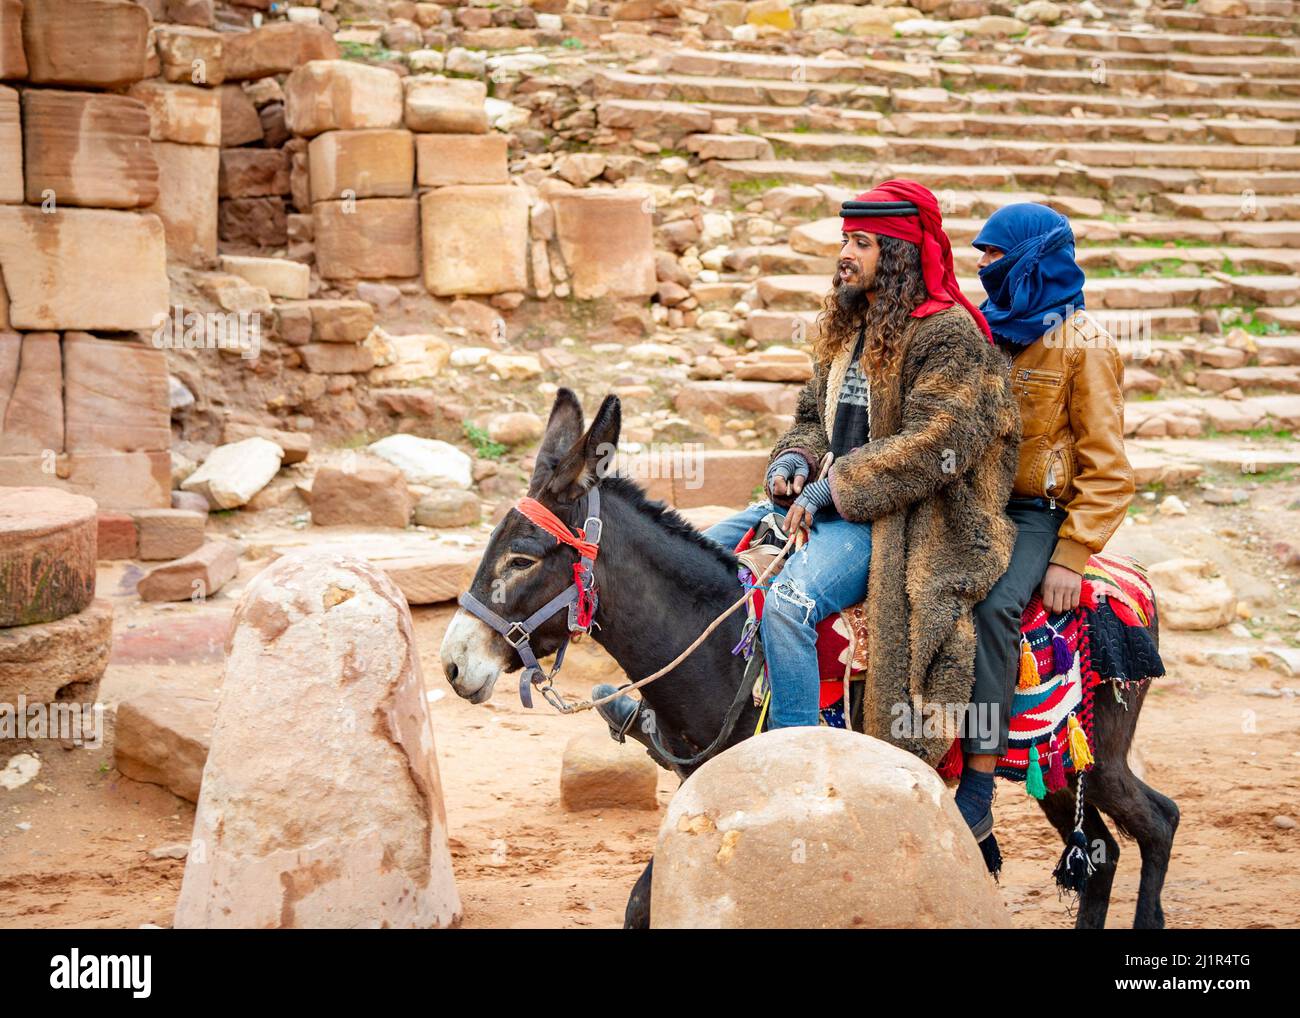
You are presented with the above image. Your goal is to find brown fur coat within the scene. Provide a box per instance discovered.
[771,307,1021,764]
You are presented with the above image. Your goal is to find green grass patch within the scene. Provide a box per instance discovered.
[464,422,507,460]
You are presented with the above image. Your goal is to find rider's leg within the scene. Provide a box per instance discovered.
[701,500,776,554]
[761,513,873,729]
[961,500,1067,832]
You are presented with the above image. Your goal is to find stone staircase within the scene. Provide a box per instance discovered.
[483,0,1300,489]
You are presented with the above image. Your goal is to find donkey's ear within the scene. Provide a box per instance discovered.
[528,388,585,494]
[544,394,621,503]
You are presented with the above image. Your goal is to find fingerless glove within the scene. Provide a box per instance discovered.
[792,477,833,516]
[766,451,809,493]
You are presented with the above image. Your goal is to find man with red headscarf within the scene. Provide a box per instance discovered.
[703,180,1020,808]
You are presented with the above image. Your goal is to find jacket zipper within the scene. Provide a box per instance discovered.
[1043,450,1063,509]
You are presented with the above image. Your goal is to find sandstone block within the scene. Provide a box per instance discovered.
[132,508,206,561]
[23,0,149,88]
[415,132,506,187]
[115,680,218,803]
[421,185,527,296]
[0,332,62,455]
[308,129,414,201]
[314,198,419,280]
[21,90,157,208]
[284,59,403,137]
[222,22,338,82]
[137,539,239,602]
[129,82,221,146]
[560,732,659,811]
[0,207,168,331]
[150,141,219,266]
[155,24,224,86]
[551,190,657,300]
[403,75,488,133]
[62,334,169,453]
[0,85,19,204]
[310,458,412,529]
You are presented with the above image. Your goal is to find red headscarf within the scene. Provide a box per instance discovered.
[840,179,993,342]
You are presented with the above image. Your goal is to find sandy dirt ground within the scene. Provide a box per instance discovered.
[2,489,1298,929]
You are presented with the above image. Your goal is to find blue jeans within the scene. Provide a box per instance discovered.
[704,502,873,729]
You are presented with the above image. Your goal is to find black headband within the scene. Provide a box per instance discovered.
[839,200,920,217]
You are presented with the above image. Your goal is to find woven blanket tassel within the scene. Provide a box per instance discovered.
[1049,623,1072,677]
[1067,714,1095,770]
[1046,748,1067,793]
[1026,744,1047,800]
[1053,773,1095,894]
[1017,636,1038,689]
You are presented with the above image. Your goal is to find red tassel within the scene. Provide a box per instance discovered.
[936,738,964,781]
[1047,747,1067,792]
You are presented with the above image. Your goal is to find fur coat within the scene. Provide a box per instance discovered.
[771,307,1021,764]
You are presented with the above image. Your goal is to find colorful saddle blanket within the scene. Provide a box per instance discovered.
[737,533,1164,795]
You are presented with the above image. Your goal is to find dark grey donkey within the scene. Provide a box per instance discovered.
[440,389,1179,929]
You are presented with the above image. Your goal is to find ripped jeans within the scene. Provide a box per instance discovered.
[704,502,873,729]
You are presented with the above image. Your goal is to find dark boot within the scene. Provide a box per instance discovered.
[592,683,639,741]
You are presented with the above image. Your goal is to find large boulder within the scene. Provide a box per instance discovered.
[114,677,218,802]
[650,727,1011,928]
[173,551,462,928]
[310,457,412,529]
[367,434,472,489]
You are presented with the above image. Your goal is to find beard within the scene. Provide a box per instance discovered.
[831,268,871,320]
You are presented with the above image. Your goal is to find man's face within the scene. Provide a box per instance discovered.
[833,229,880,317]
[977,245,1005,270]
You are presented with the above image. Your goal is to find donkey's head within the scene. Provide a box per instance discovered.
[440,388,621,703]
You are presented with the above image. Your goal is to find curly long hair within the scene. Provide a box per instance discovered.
[813,234,928,381]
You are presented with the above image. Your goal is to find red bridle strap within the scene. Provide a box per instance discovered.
[515,497,599,561]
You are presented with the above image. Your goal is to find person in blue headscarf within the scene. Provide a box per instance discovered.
[951,203,1134,866]
[974,203,1086,347]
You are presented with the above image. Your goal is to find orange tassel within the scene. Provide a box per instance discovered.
[1018,637,1039,689]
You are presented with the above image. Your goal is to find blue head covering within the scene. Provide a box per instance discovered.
[973,203,1086,346]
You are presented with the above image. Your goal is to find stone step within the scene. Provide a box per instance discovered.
[1129,436,1300,476]
[955,63,1299,99]
[1135,8,1300,36]
[591,68,870,108]
[1075,246,1300,275]
[1042,27,1300,58]
[663,49,934,88]
[1257,336,1300,365]
[878,111,1297,147]
[1156,192,1300,221]
[687,101,883,134]
[762,132,1300,171]
[1125,394,1300,438]
[1195,366,1300,393]
[1000,45,1300,79]
[893,87,1300,123]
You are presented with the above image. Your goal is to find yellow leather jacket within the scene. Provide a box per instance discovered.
[1006,309,1135,574]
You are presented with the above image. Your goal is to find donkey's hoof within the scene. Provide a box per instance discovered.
[592,683,639,740]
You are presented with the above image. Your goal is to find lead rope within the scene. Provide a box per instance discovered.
[540,452,832,715]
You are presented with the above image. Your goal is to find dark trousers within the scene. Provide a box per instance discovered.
[963,498,1067,756]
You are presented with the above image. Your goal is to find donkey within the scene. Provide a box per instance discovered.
[440,389,1180,929]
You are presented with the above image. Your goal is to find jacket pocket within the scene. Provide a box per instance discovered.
[1014,367,1066,436]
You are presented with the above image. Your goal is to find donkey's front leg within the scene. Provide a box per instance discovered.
[624,858,653,929]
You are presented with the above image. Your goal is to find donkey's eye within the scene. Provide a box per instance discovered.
[508,556,537,570]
